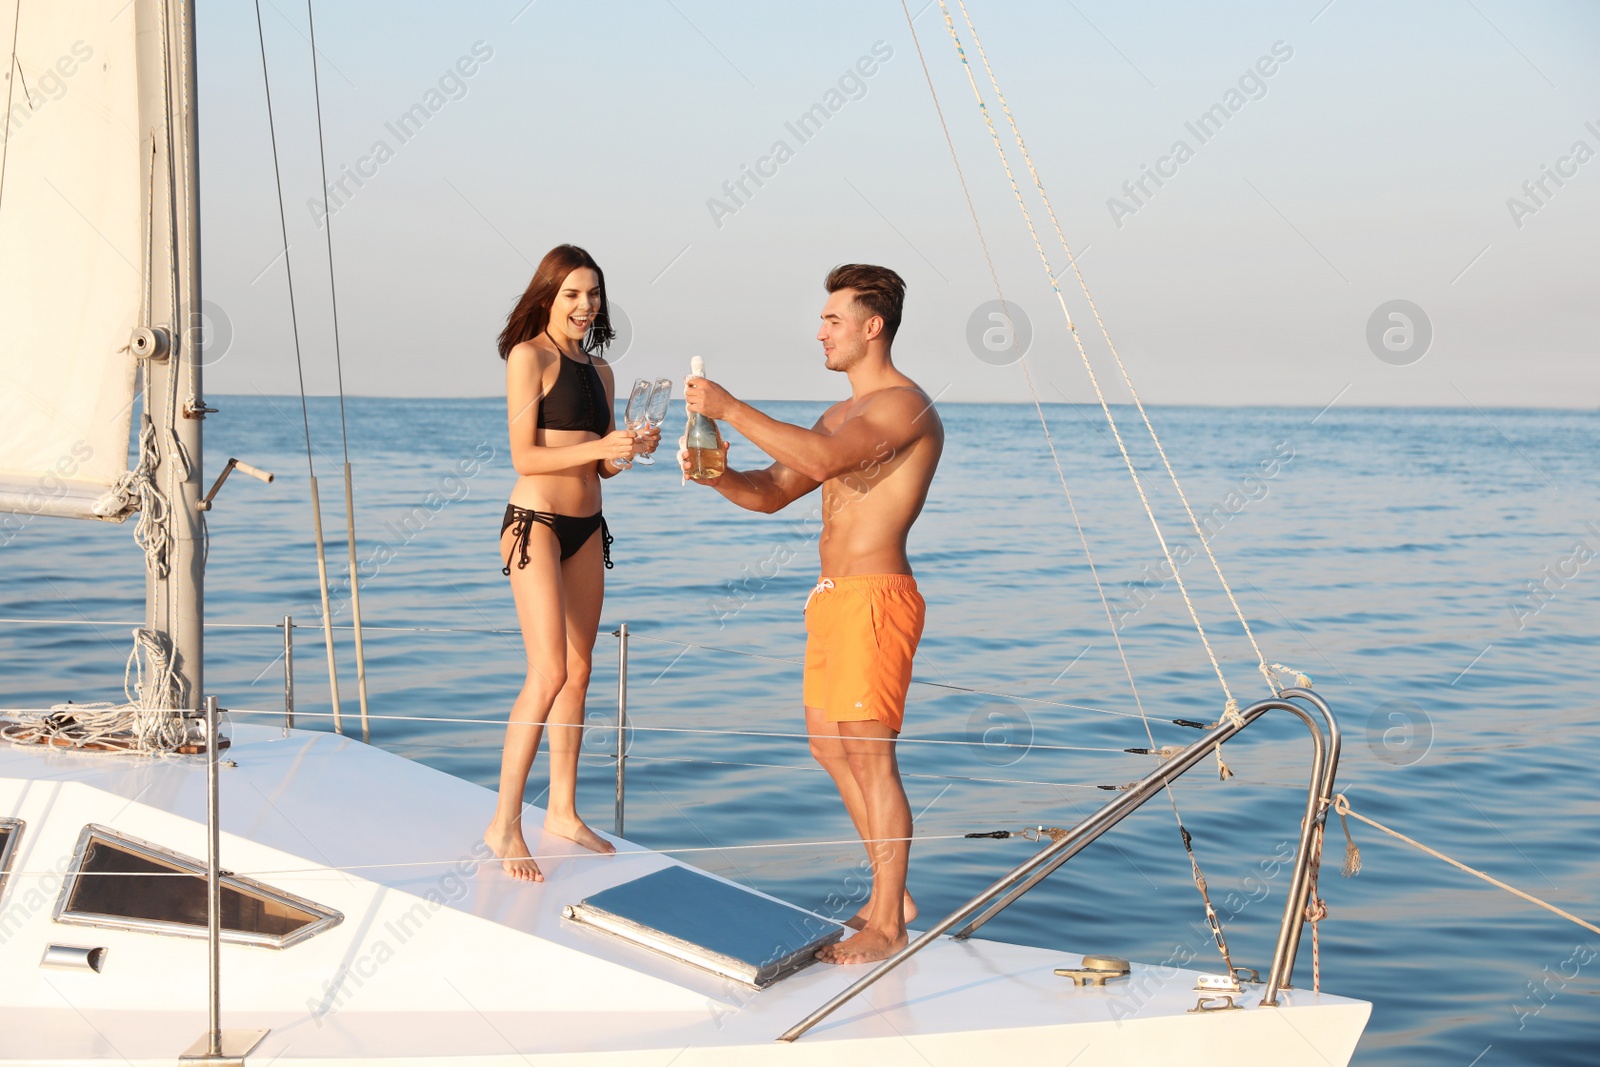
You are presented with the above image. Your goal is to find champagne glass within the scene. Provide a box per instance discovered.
[614,377,651,470]
[634,378,673,465]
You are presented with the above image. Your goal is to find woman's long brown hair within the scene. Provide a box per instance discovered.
[497,244,615,360]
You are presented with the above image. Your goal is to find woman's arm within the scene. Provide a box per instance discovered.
[593,359,622,479]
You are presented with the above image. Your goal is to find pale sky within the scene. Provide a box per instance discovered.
[199,0,1600,408]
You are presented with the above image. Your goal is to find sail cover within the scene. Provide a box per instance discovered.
[0,1,142,522]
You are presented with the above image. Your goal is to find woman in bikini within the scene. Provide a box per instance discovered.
[486,244,657,881]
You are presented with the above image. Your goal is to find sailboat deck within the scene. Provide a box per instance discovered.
[0,723,1368,1064]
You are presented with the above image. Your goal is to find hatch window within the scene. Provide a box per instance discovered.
[54,824,340,948]
[0,818,21,899]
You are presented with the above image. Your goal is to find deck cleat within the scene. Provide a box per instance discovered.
[1054,954,1132,987]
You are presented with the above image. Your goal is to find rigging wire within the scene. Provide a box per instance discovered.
[0,1,22,213]
[907,0,1244,978]
[304,0,370,741]
[940,1,1241,725]
[897,0,1159,751]
[304,0,350,468]
[250,0,316,479]
[951,0,1281,700]
[251,0,344,733]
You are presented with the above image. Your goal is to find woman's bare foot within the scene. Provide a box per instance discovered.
[845,890,917,931]
[545,812,617,855]
[484,822,543,882]
[818,927,908,965]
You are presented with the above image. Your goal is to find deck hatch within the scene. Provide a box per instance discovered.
[54,824,341,948]
[0,817,21,901]
[563,865,842,988]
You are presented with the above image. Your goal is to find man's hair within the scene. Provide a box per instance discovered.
[825,263,905,342]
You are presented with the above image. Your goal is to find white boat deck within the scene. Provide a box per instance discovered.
[0,723,1369,1064]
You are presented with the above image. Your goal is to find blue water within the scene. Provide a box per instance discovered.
[3,398,1597,1064]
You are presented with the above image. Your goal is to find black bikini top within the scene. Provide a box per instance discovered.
[537,352,608,436]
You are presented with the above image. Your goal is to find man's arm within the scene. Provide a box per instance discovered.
[686,379,926,483]
[681,414,824,514]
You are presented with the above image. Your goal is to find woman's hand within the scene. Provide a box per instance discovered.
[593,429,638,468]
[634,426,663,455]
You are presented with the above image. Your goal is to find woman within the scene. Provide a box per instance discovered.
[486,244,657,881]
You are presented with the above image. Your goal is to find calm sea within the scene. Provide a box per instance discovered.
[3,397,1597,1064]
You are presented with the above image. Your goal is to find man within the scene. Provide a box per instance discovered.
[682,263,943,965]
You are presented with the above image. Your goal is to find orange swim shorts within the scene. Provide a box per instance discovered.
[803,574,925,732]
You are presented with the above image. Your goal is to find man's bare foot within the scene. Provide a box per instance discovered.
[844,890,917,932]
[484,823,543,883]
[545,812,617,855]
[818,927,908,965]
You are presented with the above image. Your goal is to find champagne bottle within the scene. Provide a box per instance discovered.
[684,356,726,481]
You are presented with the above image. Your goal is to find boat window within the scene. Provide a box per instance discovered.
[54,825,341,949]
[0,818,21,899]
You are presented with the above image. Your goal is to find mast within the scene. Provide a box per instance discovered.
[136,0,204,708]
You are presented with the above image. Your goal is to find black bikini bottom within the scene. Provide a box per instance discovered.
[501,505,613,574]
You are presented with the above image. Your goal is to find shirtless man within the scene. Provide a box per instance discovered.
[682,263,943,965]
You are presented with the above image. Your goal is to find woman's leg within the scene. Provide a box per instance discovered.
[542,525,615,854]
[485,521,568,881]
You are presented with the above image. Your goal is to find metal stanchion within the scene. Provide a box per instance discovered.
[179,696,269,1064]
[282,616,294,729]
[615,623,628,838]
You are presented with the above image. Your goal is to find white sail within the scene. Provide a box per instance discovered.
[0,1,141,522]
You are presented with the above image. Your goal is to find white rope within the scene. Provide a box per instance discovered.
[1335,795,1600,938]
[955,1,1281,700]
[900,0,1159,760]
[943,0,1245,731]
[928,0,1245,976]
[97,415,170,568]
[0,624,200,752]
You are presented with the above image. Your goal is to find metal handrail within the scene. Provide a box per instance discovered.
[1267,687,1341,998]
[778,693,1341,1043]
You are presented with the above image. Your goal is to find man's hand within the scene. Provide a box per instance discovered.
[684,376,739,421]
